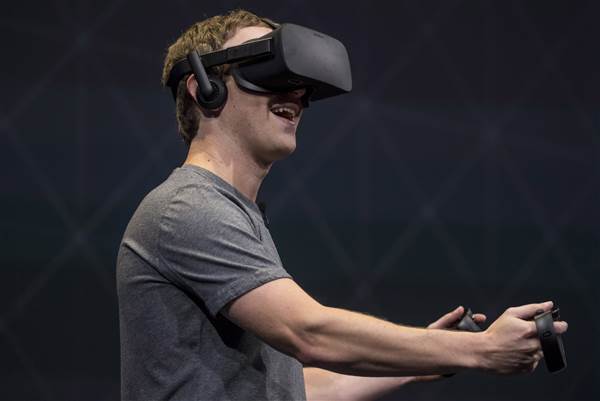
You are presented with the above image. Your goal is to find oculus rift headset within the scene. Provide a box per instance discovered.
[165,19,352,110]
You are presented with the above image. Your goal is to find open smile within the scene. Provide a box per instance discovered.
[269,102,301,126]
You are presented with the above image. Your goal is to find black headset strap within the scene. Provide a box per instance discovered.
[166,19,279,99]
[260,17,280,29]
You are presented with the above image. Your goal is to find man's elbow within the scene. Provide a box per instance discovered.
[289,306,334,366]
[222,278,335,366]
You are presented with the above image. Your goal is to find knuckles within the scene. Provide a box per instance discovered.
[524,323,538,338]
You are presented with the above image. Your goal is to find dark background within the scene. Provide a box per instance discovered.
[1,0,598,400]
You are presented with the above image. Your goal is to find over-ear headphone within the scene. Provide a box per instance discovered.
[186,50,228,110]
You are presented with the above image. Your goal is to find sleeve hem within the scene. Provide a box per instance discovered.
[206,271,293,318]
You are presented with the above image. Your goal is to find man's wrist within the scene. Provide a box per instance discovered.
[461,331,489,371]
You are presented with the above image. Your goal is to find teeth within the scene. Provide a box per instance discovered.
[270,106,296,118]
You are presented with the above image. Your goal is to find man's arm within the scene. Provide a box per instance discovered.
[302,306,487,401]
[222,278,566,377]
[304,367,416,401]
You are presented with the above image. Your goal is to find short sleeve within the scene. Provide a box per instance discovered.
[157,185,292,317]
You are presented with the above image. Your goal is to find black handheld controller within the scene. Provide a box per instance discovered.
[455,308,483,333]
[534,307,567,373]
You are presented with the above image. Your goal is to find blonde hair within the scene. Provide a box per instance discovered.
[161,9,274,146]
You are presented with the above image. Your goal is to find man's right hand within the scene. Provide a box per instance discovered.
[479,301,568,374]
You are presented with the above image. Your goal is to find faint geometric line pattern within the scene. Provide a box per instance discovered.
[497,147,599,333]
[269,0,467,219]
[1,1,598,400]
[3,122,115,296]
[368,117,490,294]
[5,0,127,123]
[0,318,54,400]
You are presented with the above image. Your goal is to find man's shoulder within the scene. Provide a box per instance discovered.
[126,168,218,230]
[123,166,261,249]
[150,167,256,233]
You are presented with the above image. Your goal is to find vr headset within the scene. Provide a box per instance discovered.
[165,22,352,109]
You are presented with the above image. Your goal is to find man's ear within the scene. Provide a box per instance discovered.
[186,74,199,103]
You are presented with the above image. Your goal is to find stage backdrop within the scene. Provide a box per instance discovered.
[1,1,598,400]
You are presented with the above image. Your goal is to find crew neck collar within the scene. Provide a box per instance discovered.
[179,164,261,215]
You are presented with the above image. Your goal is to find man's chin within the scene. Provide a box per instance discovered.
[263,141,297,163]
[272,145,297,160]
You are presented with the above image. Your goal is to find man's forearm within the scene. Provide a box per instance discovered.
[304,367,416,401]
[298,306,484,377]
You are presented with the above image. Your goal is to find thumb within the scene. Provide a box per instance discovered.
[506,301,553,319]
[428,306,464,329]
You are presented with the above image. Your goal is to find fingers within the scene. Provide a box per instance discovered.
[428,308,487,329]
[450,305,464,319]
[522,319,567,337]
[428,306,464,329]
[524,338,541,353]
[472,313,487,323]
[506,301,553,319]
[554,320,568,334]
[528,350,544,373]
[523,321,539,338]
[530,359,540,373]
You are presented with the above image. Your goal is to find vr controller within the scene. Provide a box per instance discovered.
[445,306,567,376]
[534,307,567,373]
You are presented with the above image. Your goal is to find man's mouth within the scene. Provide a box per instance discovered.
[269,102,301,124]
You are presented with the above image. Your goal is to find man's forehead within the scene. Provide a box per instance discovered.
[223,26,273,49]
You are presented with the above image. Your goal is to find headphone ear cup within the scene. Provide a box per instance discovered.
[195,77,228,110]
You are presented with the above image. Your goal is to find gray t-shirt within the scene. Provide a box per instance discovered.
[117,164,306,401]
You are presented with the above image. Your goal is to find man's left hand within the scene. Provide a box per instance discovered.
[412,306,487,383]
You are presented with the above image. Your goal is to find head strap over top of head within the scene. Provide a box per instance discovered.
[165,36,275,99]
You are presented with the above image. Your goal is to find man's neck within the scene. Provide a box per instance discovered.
[184,134,271,203]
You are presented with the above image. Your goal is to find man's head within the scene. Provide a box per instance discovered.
[162,9,304,164]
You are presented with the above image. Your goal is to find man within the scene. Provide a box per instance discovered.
[117,9,568,401]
